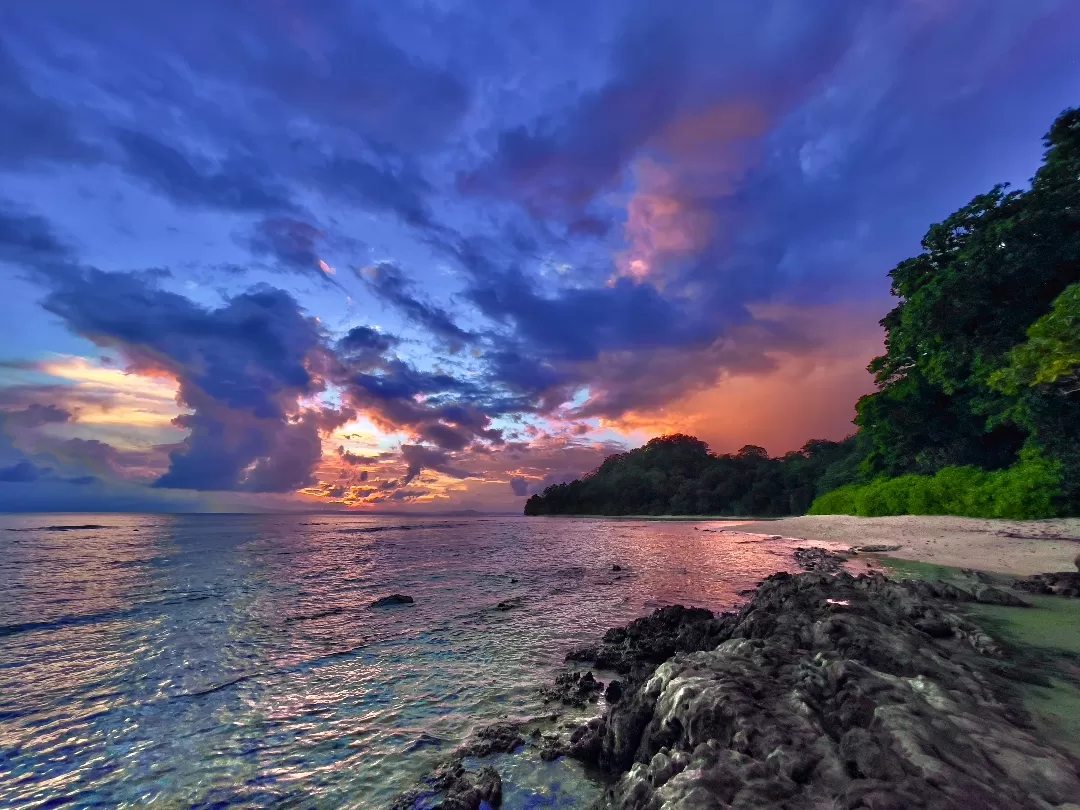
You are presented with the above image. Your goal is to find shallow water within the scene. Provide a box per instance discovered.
[0,514,799,809]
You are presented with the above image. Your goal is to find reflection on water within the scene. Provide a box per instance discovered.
[0,514,796,808]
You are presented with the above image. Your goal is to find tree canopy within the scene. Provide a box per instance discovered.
[523,433,866,517]
[854,106,1080,512]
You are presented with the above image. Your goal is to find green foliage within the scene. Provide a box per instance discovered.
[990,283,1080,393]
[524,433,866,517]
[808,448,1062,520]
[855,107,1080,512]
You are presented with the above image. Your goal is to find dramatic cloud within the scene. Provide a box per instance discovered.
[358,262,475,347]
[2,0,1078,510]
[38,266,330,491]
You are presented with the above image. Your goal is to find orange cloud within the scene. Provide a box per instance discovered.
[603,302,885,455]
[37,356,184,432]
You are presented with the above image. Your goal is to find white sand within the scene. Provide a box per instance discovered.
[732,515,1080,576]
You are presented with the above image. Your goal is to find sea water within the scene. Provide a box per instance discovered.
[0,514,798,808]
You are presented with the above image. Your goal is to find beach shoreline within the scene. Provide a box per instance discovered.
[730,514,1080,577]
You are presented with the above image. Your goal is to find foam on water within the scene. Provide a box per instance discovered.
[0,514,797,808]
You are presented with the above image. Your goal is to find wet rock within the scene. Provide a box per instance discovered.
[567,717,605,765]
[792,546,850,573]
[457,721,524,757]
[540,670,603,708]
[494,597,523,611]
[575,571,1080,809]
[604,679,624,704]
[612,564,623,572]
[431,764,503,810]
[370,593,414,607]
[566,604,729,673]
[474,767,502,807]
[972,583,1032,606]
[856,544,903,553]
[1015,571,1080,597]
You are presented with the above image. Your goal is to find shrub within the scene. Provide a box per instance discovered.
[808,448,1061,519]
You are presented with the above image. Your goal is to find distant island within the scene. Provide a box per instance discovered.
[528,106,1080,521]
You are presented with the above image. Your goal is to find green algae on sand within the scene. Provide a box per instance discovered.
[875,555,1080,757]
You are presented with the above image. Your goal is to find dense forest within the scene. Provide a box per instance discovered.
[525,107,1080,519]
[523,434,866,517]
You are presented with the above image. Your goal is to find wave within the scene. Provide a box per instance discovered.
[6,524,111,532]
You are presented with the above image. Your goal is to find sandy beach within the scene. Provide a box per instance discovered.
[734,515,1080,576]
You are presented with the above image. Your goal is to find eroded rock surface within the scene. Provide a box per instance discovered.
[566,605,728,674]
[1015,571,1080,597]
[541,670,604,708]
[568,572,1080,809]
[388,760,503,810]
[792,546,850,573]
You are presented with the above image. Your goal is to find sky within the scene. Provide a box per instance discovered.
[0,0,1078,513]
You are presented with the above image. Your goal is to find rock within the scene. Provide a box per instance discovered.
[971,583,1032,606]
[1075,551,1080,572]
[431,764,503,810]
[540,670,603,708]
[457,721,524,757]
[1013,571,1080,598]
[566,604,729,673]
[567,717,604,765]
[494,597,523,611]
[537,734,566,762]
[792,546,850,573]
[568,571,1080,809]
[612,564,622,571]
[604,679,624,704]
[856,544,903,553]
[474,767,502,808]
[370,593,414,607]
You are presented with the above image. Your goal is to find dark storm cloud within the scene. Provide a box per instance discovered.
[38,266,328,491]
[457,0,860,220]
[359,263,475,347]
[246,217,346,285]
[330,333,506,453]
[401,444,472,485]
[467,268,712,361]
[0,41,100,169]
[509,475,528,496]
[3,403,71,429]
[316,155,438,230]
[0,459,46,483]
[0,203,71,267]
[3,0,466,228]
[115,130,295,214]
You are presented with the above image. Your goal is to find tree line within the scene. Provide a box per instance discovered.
[526,106,1080,519]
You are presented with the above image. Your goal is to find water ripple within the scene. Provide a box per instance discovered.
[0,513,794,808]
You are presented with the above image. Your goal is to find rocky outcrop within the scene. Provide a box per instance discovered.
[541,670,604,708]
[456,721,525,757]
[389,760,502,810]
[792,546,851,573]
[1015,571,1080,597]
[566,605,729,673]
[565,571,1080,809]
[370,593,414,607]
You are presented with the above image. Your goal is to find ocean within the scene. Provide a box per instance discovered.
[0,514,799,809]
